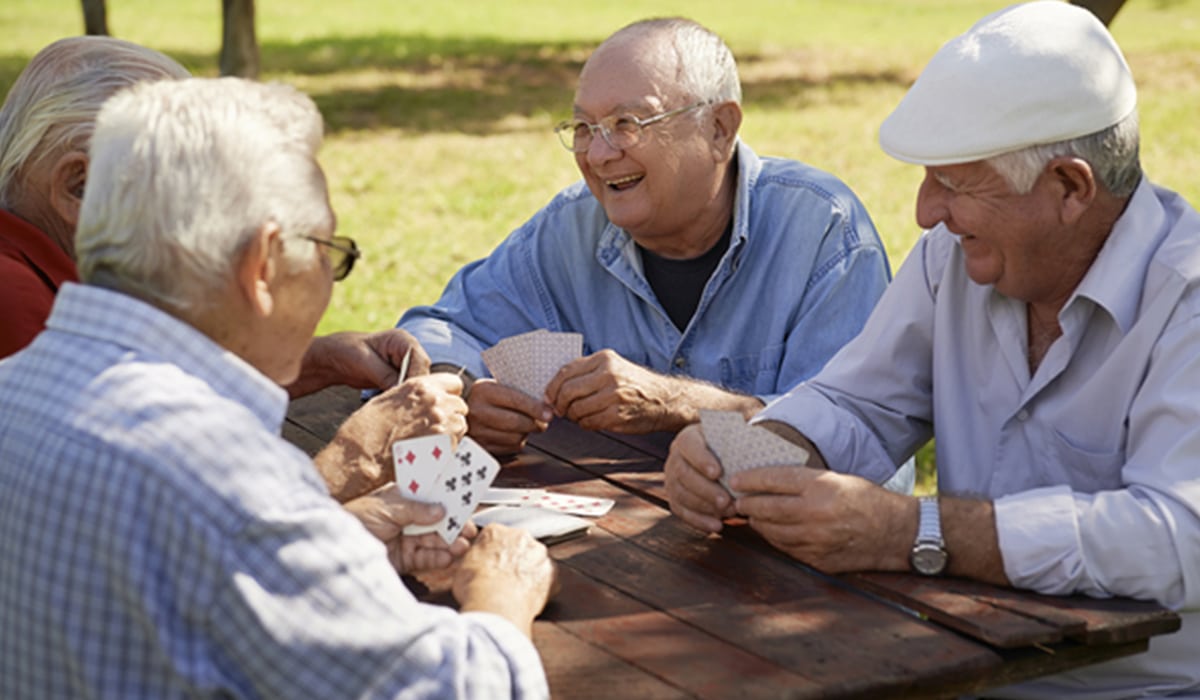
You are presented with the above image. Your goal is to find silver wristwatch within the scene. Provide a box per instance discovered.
[910,496,948,576]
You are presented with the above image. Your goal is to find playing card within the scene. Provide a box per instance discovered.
[434,437,502,544]
[483,329,583,399]
[391,434,453,504]
[533,491,615,517]
[700,410,810,498]
[482,487,549,505]
[473,505,591,544]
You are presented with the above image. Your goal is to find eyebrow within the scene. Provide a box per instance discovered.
[572,100,659,119]
[931,170,961,191]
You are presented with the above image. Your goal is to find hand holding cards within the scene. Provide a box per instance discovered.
[482,329,583,399]
[699,410,811,498]
[392,434,501,544]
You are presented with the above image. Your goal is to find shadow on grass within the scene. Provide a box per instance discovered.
[0,32,913,136]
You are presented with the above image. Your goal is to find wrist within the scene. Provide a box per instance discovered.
[909,495,948,575]
[430,362,477,399]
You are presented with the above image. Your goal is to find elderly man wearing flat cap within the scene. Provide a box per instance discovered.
[666,2,1200,695]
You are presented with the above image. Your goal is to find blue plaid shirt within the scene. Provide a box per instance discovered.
[0,283,547,699]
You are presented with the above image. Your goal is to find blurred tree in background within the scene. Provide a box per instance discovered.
[1070,0,1128,25]
[78,0,259,77]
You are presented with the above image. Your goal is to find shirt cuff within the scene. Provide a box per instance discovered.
[459,611,549,698]
[994,485,1085,596]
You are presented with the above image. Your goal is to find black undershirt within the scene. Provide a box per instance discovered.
[638,224,733,332]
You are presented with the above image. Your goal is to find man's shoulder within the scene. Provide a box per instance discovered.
[511,180,609,248]
[753,154,865,204]
[1148,184,1200,278]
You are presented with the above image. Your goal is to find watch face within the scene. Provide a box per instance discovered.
[912,544,947,576]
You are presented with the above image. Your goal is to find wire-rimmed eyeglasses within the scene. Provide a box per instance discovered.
[554,100,711,153]
[301,235,360,281]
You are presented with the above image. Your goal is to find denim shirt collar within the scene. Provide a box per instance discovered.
[594,140,761,336]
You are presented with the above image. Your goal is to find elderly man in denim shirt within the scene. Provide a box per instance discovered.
[399,17,897,462]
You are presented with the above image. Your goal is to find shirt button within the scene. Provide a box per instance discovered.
[1016,409,1030,421]
[674,356,686,368]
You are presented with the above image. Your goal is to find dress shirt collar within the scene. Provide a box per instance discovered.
[45,282,289,431]
[1067,178,1165,334]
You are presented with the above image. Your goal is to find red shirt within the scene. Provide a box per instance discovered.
[0,209,79,358]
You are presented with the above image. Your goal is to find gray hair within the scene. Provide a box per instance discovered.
[605,17,742,108]
[987,111,1142,197]
[76,78,332,312]
[0,36,189,208]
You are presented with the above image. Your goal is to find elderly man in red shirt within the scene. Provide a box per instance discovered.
[0,36,188,356]
[1,36,432,403]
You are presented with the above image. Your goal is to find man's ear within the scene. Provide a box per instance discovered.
[48,150,88,232]
[235,220,282,318]
[709,101,742,162]
[1047,156,1097,225]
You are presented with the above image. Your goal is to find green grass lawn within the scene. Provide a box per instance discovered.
[5,0,1200,491]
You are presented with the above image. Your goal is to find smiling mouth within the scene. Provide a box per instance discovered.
[605,174,643,191]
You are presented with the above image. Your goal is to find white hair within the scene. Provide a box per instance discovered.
[0,36,189,207]
[76,77,332,312]
[987,111,1142,197]
[606,17,742,109]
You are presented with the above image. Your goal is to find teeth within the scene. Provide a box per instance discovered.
[606,174,642,186]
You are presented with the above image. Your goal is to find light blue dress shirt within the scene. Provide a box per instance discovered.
[399,141,892,403]
[759,179,1200,698]
[0,283,547,699]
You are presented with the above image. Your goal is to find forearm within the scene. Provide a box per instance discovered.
[941,495,1009,585]
[653,376,765,432]
[458,587,540,639]
[287,334,344,399]
[314,432,392,503]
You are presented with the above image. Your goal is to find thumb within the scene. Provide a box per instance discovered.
[373,489,445,526]
[403,499,446,526]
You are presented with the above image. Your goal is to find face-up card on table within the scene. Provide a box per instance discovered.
[533,491,614,517]
[482,486,614,517]
[482,329,583,399]
[700,410,810,498]
[482,487,549,505]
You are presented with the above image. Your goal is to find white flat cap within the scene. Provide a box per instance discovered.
[879,1,1137,165]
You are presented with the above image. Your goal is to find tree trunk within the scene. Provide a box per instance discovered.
[1069,0,1128,26]
[81,0,109,35]
[219,0,260,79]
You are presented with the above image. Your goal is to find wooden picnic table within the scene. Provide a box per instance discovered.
[284,385,1180,699]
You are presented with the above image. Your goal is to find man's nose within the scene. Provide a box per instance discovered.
[915,171,950,231]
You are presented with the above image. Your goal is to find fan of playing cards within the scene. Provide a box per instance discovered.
[393,434,503,544]
[392,433,616,544]
[482,329,583,399]
[700,410,811,498]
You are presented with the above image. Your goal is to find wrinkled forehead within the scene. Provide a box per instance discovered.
[575,34,685,115]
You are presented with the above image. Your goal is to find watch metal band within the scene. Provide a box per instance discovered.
[917,496,943,544]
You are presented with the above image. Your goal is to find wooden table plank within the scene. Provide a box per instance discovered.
[533,623,692,700]
[851,571,1182,646]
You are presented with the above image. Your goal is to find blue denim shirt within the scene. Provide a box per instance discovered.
[400,141,892,404]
